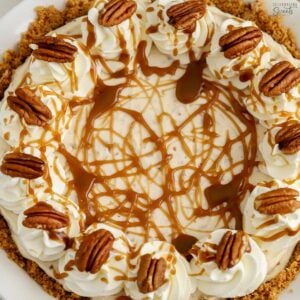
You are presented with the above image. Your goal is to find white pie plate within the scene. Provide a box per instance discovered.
[0,0,299,299]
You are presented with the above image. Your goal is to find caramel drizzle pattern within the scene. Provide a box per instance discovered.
[12,32,259,245]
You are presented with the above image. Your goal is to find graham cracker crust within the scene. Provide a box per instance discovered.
[0,0,299,299]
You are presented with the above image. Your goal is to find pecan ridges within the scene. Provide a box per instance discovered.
[137,254,167,293]
[255,187,300,215]
[1,152,44,179]
[275,122,300,154]
[219,26,262,59]
[215,231,251,271]
[167,0,206,33]
[99,0,137,27]
[7,87,52,126]
[75,229,115,274]
[259,61,300,97]
[23,202,69,230]
[32,36,77,63]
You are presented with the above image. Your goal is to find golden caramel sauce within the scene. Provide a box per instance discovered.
[116,296,132,300]
[64,259,75,271]
[239,68,254,82]
[146,24,159,34]
[257,225,300,242]
[86,18,96,50]
[49,230,75,250]
[53,270,68,280]
[175,56,206,104]
[136,41,180,77]
[15,27,258,249]
[172,234,198,255]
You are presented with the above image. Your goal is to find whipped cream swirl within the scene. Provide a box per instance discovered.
[242,181,300,278]
[207,19,270,89]
[57,223,131,297]
[145,0,214,64]
[0,146,67,213]
[259,124,300,181]
[190,229,267,298]
[245,60,300,122]
[29,36,95,98]
[0,84,71,148]
[14,194,84,262]
[81,0,143,73]
[124,241,194,300]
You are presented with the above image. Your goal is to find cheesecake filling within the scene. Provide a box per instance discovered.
[0,0,300,299]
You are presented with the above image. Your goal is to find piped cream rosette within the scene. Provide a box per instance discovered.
[189,229,267,298]
[243,181,300,279]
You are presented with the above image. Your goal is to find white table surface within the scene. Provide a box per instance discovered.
[0,1,299,300]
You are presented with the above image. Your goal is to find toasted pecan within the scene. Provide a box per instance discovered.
[99,0,137,27]
[219,26,262,59]
[1,152,44,179]
[137,254,167,293]
[23,202,69,230]
[75,229,115,274]
[167,0,206,33]
[259,61,300,97]
[32,36,77,63]
[255,187,300,215]
[215,231,251,270]
[7,87,52,126]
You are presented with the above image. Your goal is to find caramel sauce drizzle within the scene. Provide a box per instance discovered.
[15,35,259,251]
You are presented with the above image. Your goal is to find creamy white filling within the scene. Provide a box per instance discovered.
[0,1,299,299]
[189,229,267,298]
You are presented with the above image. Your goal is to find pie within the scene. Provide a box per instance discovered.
[0,0,300,299]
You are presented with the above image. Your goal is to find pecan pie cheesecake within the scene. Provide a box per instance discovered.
[0,0,300,299]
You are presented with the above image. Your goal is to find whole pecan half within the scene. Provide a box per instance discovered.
[259,61,300,97]
[23,202,69,230]
[219,26,262,59]
[167,0,206,33]
[137,254,167,294]
[75,229,115,274]
[99,0,137,27]
[215,231,251,270]
[275,121,300,154]
[255,187,300,215]
[1,152,44,179]
[7,87,52,126]
[32,36,78,63]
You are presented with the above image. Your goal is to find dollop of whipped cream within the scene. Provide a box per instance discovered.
[29,36,95,98]
[0,146,67,213]
[145,0,213,64]
[14,194,84,262]
[124,241,194,300]
[81,0,143,72]
[190,229,267,298]
[207,18,270,89]
[245,60,300,122]
[0,84,71,148]
[57,223,130,297]
[259,123,300,181]
[242,181,300,278]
